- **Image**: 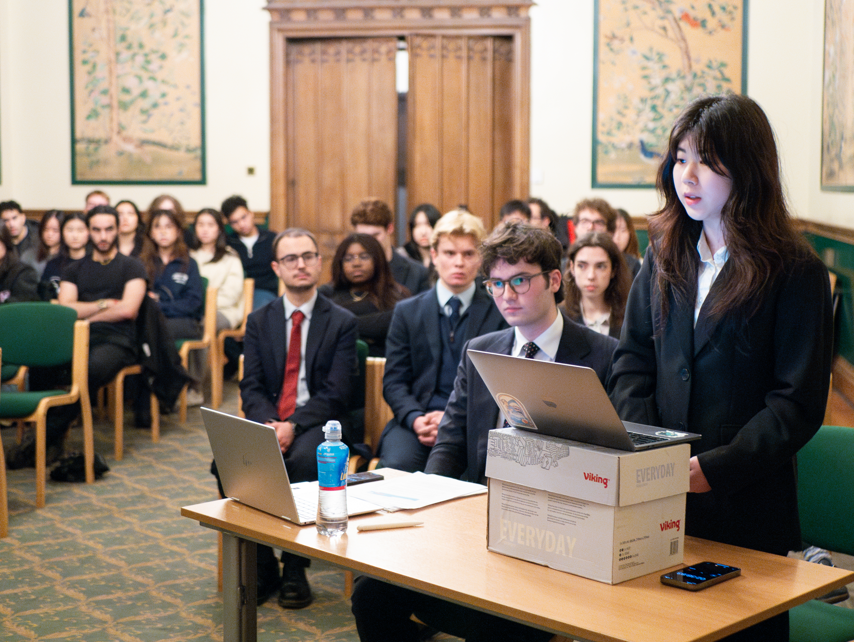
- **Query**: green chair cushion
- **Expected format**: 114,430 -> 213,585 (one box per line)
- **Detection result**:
790,599 -> 854,642
1,364 -> 21,382
0,302 -> 77,367
0,390 -> 68,419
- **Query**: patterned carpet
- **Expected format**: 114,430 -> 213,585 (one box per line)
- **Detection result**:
0,381 -> 394,642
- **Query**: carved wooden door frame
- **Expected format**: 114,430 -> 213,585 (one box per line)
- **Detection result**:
265,1 -> 532,232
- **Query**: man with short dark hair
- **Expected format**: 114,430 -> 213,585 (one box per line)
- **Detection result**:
222,195 -> 278,309
351,198 -> 430,295
351,222 -> 617,642
236,228 -> 358,610
6,205 -> 147,469
573,197 -> 640,277
0,200 -> 39,268
498,199 -> 531,226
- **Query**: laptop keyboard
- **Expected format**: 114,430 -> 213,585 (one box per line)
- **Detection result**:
293,493 -> 317,522
628,431 -> 668,446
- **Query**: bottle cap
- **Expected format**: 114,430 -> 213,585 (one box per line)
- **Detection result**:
323,420 -> 342,439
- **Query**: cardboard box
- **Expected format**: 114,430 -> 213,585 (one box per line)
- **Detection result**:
485,428 -> 689,584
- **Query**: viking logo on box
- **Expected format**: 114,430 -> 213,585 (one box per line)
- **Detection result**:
660,519 -> 681,532
583,472 -> 609,489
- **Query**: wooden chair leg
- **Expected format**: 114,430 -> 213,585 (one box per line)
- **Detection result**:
111,377 -> 125,461
211,338 -> 224,410
151,393 -> 160,442
217,532 -> 223,592
80,394 -> 94,485
344,570 -> 354,598
35,416 -> 47,509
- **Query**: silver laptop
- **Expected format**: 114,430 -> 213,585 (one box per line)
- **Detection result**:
467,350 -> 700,451
201,407 -> 382,525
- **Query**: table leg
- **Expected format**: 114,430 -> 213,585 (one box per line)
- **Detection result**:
222,532 -> 257,642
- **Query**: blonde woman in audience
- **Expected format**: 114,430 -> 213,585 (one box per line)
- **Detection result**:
190,207 -> 245,334
564,232 -> 631,339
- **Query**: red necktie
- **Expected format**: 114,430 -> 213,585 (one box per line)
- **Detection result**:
277,310 -> 304,420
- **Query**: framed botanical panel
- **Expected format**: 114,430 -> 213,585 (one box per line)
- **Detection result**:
593,0 -> 747,188
69,0 -> 205,184
821,0 -> 854,191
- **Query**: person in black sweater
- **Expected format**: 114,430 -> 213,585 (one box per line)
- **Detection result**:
222,195 -> 278,310
320,233 -> 409,357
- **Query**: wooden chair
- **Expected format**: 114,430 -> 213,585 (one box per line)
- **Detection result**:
210,278 -> 254,409
348,356 -> 393,474
0,348 -> 7,538
0,303 -> 94,508
175,284 -> 218,423
101,364 -> 160,461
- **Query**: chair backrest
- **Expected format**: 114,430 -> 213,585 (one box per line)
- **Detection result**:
0,302 -> 78,367
797,425 -> 854,555
351,339 -> 369,411
201,285 -> 218,343
239,278 -> 254,329
364,357 -> 393,452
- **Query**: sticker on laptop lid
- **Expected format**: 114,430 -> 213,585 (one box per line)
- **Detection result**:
497,393 -> 537,430
655,430 -> 687,438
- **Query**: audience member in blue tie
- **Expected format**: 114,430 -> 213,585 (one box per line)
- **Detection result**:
351,222 -> 617,642
377,209 -> 507,472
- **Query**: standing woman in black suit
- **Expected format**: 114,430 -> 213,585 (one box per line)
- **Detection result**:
608,94 -> 832,642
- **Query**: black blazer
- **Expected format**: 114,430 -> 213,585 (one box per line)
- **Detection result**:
425,311 -> 617,484
608,246 -> 832,554
389,251 -> 431,295
383,285 -> 507,429
240,293 -> 358,434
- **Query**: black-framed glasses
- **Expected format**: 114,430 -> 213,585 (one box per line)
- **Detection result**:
342,253 -> 371,264
276,251 -> 319,269
484,271 -> 550,297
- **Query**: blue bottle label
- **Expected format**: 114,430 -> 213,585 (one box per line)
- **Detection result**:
317,441 -> 349,490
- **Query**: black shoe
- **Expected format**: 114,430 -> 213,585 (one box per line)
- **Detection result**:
804,546 -> 851,604
5,435 -> 63,470
278,563 -> 313,609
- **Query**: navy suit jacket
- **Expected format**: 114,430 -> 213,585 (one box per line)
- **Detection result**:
608,245 -> 832,554
383,284 -> 507,430
425,311 -> 618,483
389,251 -> 431,295
240,293 -> 358,434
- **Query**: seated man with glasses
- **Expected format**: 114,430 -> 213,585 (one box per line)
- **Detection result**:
377,209 -> 507,473
351,222 -> 617,642
219,228 -> 358,610
573,197 -> 641,278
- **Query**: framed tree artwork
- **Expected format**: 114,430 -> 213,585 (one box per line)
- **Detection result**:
593,0 -> 747,188
821,0 -> 854,191
69,0 -> 205,184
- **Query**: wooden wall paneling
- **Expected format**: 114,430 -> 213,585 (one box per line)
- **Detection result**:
441,36 -> 468,213
363,39 -> 398,205
492,36 -> 515,227
270,31 -> 287,232
408,34 -> 442,212
318,38 -> 347,254
467,36 -> 496,223
287,40 -> 321,228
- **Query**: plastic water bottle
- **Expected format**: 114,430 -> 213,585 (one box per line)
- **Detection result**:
316,420 -> 349,536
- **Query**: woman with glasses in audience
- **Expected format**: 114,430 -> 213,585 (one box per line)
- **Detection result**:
190,207 -> 245,335
39,212 -> 89,301
321,233 -> 409,357
116,200 -> 151,258
564,232 -> 631,339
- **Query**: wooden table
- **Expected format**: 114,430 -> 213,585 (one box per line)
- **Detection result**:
182,494 -> 853,642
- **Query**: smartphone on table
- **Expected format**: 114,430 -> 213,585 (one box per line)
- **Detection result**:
346,471 -> 384,486
660,562 -> 741,591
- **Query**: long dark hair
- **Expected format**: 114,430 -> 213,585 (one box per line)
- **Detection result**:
330,233 -> 406,310
37,210 -> 64,262
141,209 -> 190,281
191,208 -> 229,263
115,199 -> 150,256
58,211 -> 89,258
564,232 -> 631,331
649,93 -> 811,325
0,226 -> 18,277
615,208 -> 641,259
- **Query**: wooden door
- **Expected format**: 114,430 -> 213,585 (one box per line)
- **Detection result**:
285,37 -> 398,280
407,35 -> 516,228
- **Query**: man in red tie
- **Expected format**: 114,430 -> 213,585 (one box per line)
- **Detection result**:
238,228 -> 358,610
